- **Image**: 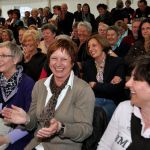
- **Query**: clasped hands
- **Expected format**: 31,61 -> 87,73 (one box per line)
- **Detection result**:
89,76 -> 122,88
1,105 -> 61,139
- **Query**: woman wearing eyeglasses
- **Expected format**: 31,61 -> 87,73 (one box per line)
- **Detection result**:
21,30 -> 46,81
0,41 -> 35,150
1,39 -> 95,150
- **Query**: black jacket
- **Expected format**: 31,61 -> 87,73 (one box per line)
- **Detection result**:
21,48 -> 46,81
83,55 -> 126,104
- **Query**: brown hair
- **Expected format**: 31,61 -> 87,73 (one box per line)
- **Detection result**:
47,38 -> 77,64
87,34 -> 111,54
133,55 -> 150,85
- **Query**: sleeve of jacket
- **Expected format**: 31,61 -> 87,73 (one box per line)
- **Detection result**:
84,58 -> 125,98
60,79 -> 95,142
24,80 -> 41,131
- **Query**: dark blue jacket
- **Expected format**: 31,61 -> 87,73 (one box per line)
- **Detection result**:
0,73 -> 35,150
83,55 -> 125,104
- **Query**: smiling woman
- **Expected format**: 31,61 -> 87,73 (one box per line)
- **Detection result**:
0,41 -> 35,150
21,29 -> 46,81
2,38 -> 95,150
97,55 -> 150,150
83,34 -> 125,120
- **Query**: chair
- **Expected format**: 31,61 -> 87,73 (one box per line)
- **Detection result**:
82,106 -> 108,150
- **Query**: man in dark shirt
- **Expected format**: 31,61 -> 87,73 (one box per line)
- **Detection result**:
124,0 -> 135,24
96,3 -> 112,26
74,3 -> 82,22
134,0 -> 150,19
57,3 -> 74,35
0,8 -> 5,26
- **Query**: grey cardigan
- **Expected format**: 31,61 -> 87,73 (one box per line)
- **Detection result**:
24,76 -> 95,150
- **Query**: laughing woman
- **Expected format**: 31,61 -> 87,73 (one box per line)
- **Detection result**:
83,34 -> 125,120
97,55 -> 150,150
2,39 -> 95,150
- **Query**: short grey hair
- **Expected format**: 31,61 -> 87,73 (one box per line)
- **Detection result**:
0,41 -> 23,63
77,21 -> 92,34
55,34 -> 71,40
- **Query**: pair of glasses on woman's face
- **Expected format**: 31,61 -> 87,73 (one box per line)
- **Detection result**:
0,54 -> 14,59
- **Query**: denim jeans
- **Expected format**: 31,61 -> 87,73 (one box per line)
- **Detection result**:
95,98 -> 116,121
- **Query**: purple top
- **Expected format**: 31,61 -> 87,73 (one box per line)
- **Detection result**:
0,73 -> 35,148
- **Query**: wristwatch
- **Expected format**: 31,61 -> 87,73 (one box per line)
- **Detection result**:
58,123 -> 65,135
108,50 -> 113,55
25,115 -> 30,125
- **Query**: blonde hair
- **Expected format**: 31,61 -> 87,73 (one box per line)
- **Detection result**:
22,29 -> 41,43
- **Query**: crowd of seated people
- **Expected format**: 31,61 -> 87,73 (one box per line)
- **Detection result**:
0,0 -> 149,149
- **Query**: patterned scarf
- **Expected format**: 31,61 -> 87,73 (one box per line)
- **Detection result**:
95,55 -> 106,83
82,13 -> 91,22
0,65 -> 23,102
39,75 -> 70,127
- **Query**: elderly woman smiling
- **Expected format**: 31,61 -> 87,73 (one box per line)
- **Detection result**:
0,41 -> 35,150
2,38 -> 95,150
21,30 -> 46,81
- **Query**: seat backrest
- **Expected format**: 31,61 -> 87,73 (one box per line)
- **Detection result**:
82,106 -> 108,150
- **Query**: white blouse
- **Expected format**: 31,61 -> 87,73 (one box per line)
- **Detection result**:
97,101 -> 150,150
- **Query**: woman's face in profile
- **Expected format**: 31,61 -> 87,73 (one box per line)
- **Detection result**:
49,48 -> 72,82
126,71 -> 150,107
88,38 -> 104,60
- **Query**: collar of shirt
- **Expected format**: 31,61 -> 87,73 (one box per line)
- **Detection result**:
133,106 -> 150,138
44,70 -> 74,109
112,30 -> 128,51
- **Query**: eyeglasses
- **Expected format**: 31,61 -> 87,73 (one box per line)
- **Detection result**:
0,54 -> 14,59
22,45 -> 34,48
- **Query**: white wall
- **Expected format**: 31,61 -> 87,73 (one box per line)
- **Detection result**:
0,0 -> 49,18
0,0 -> 150,19
51,0 -> 107,18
